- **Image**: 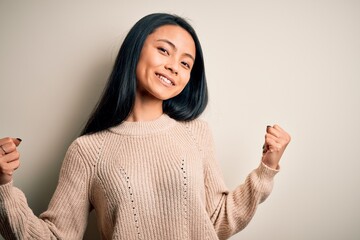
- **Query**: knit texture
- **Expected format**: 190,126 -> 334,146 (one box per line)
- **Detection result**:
0,114 -> 278,239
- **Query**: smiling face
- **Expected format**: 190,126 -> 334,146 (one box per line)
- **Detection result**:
135,25 -> 196,102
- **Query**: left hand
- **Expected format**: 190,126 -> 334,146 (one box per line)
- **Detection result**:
261,125 -> 291,169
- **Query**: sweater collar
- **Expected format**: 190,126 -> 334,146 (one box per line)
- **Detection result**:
108,114 -> 177,136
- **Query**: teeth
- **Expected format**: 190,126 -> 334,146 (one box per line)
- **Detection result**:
157,74 -> 174,86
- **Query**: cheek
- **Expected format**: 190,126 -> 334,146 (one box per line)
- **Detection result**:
180,72 -> 191,87
136,57 -> 151,82
174,74 -> 191,95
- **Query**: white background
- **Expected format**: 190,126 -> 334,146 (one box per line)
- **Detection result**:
1,0 -> 359,239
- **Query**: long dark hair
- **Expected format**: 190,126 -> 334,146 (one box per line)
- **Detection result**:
81,13 -> 208,135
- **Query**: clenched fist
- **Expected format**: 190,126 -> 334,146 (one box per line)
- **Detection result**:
0,137 -> 22,185
262,125 -> 291,169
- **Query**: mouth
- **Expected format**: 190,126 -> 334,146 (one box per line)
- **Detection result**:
156,73 -> 175,86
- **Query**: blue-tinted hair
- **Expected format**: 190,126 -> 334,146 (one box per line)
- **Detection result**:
81,13 -> 208,135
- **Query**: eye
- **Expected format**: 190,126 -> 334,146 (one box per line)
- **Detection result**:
158,47 -> 169,55
181,61 -> 191,69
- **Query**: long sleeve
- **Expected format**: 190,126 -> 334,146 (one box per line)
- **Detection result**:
0,141 -> 91,239
186,120 -> 279,240
1,115 -> 280,240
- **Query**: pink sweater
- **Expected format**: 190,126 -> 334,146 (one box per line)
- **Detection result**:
0,114 -> 278,239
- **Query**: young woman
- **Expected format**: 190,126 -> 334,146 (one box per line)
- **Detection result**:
0,13 -> 290,239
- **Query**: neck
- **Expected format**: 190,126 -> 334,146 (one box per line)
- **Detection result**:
126,93 -> 163,122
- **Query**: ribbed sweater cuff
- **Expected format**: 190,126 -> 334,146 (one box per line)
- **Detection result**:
0,181 -> 14,201
257,162 -> 279,181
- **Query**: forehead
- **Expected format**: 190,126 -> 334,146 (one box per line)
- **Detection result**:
146,25 -> 196,56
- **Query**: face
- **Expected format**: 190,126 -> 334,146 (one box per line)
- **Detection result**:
136,25 -> 196,101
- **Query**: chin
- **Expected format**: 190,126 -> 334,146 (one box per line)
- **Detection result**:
156,95 -> 175,101
153,90 -> 181,101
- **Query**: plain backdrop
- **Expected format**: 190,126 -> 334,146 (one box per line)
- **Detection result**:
1,0 -> 359,239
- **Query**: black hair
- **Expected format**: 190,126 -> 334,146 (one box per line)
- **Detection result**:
81,13 -> 208,135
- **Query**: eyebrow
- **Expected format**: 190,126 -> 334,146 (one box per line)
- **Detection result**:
156,39 -> 195,62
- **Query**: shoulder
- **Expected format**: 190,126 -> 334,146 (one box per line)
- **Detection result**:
180,118 -> 211,133
178,118 -> 213,147
76,130 -> 106,148
66,130 -> 108,165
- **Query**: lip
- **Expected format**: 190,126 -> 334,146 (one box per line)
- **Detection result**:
155,72 -> 175,86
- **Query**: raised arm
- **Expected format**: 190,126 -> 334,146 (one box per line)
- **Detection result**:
187,121 -> 290,240
0,139 -> 91,239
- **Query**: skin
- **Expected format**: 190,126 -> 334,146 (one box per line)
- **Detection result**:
0,25 -> 291,185
127,25 -> 196,122
0,138 -> 21,185
262,125 -> 291,169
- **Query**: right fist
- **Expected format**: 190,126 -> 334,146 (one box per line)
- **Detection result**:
0,137 -> 22,185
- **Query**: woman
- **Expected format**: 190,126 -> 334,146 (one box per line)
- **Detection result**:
0,13 -> 290,239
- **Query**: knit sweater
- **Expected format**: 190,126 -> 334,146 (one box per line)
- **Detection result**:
0,114 -> 278,240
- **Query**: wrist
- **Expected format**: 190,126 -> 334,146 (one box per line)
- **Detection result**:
261,160 -> 279,170
0,176 -> 12,185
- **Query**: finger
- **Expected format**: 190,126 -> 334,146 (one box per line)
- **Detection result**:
0,141 -> 19,155
0,137 -> 22,146
272,125 -> 291,144
13,138 -> 22,147
1,151 -> 20,164
265,135 -> 282,152
265,133 -> 281,144
0,160 -> 20,176
265,126 -> 275,150
0,146 -> 6,156
266,125 -> 281,138
0,137 -> 13,145
273,124 -> 285,132
263,133 -> 277,154
266,132 -> 288,147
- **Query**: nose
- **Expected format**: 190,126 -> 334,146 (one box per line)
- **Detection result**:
164,62 -> 178,76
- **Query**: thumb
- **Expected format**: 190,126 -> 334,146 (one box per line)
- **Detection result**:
12,138 -> 22,147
